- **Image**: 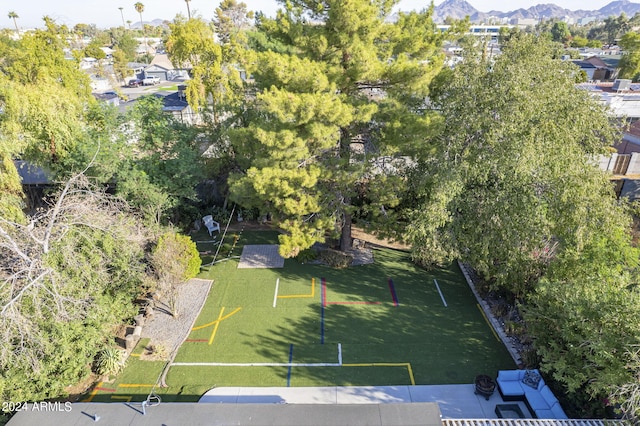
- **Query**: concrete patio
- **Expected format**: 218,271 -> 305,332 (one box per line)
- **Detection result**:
199,384 -> 532,419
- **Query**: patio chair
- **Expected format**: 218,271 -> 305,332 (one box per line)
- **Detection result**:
202,215 -> 220,236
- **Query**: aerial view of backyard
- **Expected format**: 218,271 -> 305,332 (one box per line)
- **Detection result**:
4,0 -> 640,423
85,229 -> 515,403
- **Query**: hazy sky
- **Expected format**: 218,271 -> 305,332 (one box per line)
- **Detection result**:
2,1 -> 620,30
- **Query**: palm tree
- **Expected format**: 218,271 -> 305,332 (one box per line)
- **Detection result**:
185,0 -> 192,19
134,2 -> 147,54
8,11 -> 19,33
134,2 -> 144,28
118,7 -> 126,28
126,20 -> 132,30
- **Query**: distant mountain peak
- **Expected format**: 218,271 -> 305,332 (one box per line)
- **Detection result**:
432,0 -> 640,23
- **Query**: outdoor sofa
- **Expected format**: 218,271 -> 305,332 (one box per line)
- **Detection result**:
496,369 -> 568,419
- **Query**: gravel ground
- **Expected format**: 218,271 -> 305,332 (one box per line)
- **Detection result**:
141,278 -> 213,354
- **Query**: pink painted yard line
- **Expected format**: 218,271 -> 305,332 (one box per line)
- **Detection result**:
322,278 -> 327,307
327,301 -> 382,305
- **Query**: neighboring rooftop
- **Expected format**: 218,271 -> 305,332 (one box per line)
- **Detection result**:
7,401 -> 443,426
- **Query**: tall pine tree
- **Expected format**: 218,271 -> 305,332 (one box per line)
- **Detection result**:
230,0 -> 443,256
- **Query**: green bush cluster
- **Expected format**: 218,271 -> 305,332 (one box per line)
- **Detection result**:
318,249 -> 353,269
295,248 -> 318,263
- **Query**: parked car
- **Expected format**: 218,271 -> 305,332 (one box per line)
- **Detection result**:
143,76 -> 160,86
127,79 -> 142,87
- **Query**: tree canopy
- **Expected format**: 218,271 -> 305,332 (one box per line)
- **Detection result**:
228,0 -> 444,257
408,32 -> 620,295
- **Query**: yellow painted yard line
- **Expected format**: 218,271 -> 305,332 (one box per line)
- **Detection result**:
130,353 -> 141,357
209,307 -> 225,345
111,396 -> 132,402
406,363 -> 416,386
278,278 -> 315,299
477,304 -> 501,342
191,307 -> 241,331
82,381 -> 102,402
118,384 -> 156,388
342,363 -> 415,386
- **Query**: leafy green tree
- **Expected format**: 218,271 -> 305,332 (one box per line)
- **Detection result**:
619,32 -> 640,81
111,27 -> 138,58
550,21 -> 571,44
150,232 -> 201,317
0,175 -> 150,403
569,35 -> 589,48
165,16 -> 242,123
0,153 -> 25,223
408,32 -> 618,295
214,0 -> 254,46
0,25 -> 93,166
73,23 -> 98,38
229,0 -> 444,257
119,96 -> 204,225
83,39 -> 106,60
589,13 -> 630,44
613,348 -> 640,422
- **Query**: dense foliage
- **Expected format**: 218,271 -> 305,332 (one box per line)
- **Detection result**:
408,32 -> 640,417
228,0 -> 444,257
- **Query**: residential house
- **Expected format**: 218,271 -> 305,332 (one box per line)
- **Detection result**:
154,85 -> 201,125
572,59 -> 597,80
617,120 -> 640,154
14,160 -> 51,208
583,56 -> 618,81
93,92 -> 120,107
620,179 -> 640,201
577,81 -> 640,119
144,54 -> 190,81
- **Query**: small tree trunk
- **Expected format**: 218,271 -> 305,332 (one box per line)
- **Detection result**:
340,208 -> 352,252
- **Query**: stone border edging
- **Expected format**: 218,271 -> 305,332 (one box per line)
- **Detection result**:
457,260 -> 523,366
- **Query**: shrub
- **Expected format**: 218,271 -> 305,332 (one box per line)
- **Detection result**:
318,249 -> 353,268
153,232 -> 201,282
295,249 -> 318,263
94,347 -> 127,376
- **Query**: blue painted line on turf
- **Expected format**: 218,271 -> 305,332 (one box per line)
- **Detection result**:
320,278 -> 325,344
388,278 -> 399,307
287,344 -> 294,387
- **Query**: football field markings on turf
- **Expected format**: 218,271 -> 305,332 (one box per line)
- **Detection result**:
320,278 -> 326,344
434,279 -> 447,307
477,304 -> 501,342
172,343 -> 343,368
286,344 -> 294,387
388,278 -> 399,307
273,278 -> 280,307
277,278 -> 315,299
190,307 -> 242,331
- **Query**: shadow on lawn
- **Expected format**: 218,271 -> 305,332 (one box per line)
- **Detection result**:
244,246 -> 515,386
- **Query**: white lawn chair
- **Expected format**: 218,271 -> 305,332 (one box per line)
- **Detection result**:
202,215 -> 220,236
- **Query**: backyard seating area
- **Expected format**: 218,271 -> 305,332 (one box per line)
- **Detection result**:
496,369 -> 568,419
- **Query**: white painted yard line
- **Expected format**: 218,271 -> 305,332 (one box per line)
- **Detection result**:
273,278 -> 280,308
172,362 -> 342,367
434,279 -> 448,307
173,344 -> 343,368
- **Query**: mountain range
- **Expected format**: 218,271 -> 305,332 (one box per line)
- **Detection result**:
433,0 -> 640,23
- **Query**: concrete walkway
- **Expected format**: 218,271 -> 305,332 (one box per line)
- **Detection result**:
199,385 -> 532,419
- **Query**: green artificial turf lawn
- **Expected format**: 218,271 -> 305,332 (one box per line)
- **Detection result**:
93,230 -> 516,402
